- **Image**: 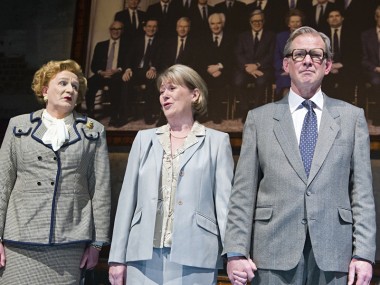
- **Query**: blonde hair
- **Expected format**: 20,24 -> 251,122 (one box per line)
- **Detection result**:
31,59 -> 87,105
157,64 -> 208,118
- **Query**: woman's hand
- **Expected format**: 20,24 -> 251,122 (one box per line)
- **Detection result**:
79,246 -> 100,270
0,242 -> 6,267
109,263 -> 127,285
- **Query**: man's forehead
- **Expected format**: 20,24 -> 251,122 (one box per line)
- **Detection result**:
292,34 -> 323,46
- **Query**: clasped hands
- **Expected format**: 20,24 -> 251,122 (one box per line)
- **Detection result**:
245,64 -> 264,78
227,256 -> 257,285
207,64 -> 222,78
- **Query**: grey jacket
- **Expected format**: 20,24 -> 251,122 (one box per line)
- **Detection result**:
0,109 -> 111,245
223,95 -> 376,272
109,126 -> 234,269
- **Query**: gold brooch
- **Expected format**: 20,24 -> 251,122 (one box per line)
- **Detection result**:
86,121 -> 94,129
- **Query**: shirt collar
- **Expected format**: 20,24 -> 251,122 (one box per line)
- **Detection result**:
156,121 -> 205,136
213,32 -> 223,39
288,88 -> 324,114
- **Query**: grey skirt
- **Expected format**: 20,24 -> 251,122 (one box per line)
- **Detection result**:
127,247 -> 218,285
0,242 -> 86,285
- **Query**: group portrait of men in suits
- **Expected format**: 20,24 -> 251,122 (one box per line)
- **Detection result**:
86,0 -> 380,127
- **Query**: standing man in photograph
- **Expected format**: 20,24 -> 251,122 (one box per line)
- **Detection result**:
224,26 -> 376,285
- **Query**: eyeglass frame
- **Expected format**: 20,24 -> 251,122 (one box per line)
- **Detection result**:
285,48 -> 327,64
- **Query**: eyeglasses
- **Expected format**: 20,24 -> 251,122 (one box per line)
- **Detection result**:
110,27 -> 123,31
285,48 -> 326,64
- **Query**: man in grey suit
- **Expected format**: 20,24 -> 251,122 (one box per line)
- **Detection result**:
223,26 -> 376,285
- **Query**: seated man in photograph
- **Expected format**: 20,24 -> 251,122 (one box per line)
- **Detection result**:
161,17 -> 197,69
198,13 -> 234,123
361,5 -> 380,125
234,9 -> 275,122
122,19 -> 162,125
86,21 -> 126,126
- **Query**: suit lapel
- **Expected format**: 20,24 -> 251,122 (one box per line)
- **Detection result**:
152,133 -> 164,180
30,110 -> 47,143
273,97 -> 308,184
179,136 -> 205,170
308,95 -> 340,184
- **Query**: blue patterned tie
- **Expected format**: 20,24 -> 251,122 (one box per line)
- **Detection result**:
299,100 -> 318,177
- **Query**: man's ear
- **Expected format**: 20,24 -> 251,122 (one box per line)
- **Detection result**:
324,59 -> 333,75
283,58 -> 289,73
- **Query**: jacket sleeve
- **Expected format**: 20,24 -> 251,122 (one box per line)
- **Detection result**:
108,131 -> 143,264
214,133 -> 234,245
0,118 -> 18,237
350,109 -> 376,262
222,111 -> 260,257
88,125 -> 111,244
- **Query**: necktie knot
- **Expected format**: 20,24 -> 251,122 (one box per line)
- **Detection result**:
302,100 -> 315,112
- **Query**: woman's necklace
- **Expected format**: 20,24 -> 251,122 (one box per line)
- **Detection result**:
170,131 -> 188,139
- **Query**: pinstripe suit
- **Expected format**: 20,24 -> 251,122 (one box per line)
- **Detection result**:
0,109 -> 111,245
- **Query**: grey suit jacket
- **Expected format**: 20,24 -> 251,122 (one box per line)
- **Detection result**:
223,95 -> 376,272
0,109 -> 111,245
109,125 -> 233,269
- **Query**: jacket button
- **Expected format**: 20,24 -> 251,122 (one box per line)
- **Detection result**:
301,219 -> 307,225
37,182 -> 41,186
51,181 -> 55,186
53,157 -> 57,161
178,200 -> 183,205
38,156 -> 42,161
306,191 -> 311,196
179,170 -> 184,176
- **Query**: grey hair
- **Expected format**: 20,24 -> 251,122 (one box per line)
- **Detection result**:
157,64 -> 208,118
208,13 -> 226,25
283,26 -> 333,61
249,9 -> 265,21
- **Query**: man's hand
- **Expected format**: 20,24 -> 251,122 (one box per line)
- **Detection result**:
245,64 -> 259,74
146,68 -> 157,79
122,69 -> 133,82
227,256 -> 257,284
109,263 -> 127,285
250,70 -> 264,78
348,258 -> 373,285
0,242 -> 6,267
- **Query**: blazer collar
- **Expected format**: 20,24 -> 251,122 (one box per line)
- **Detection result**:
154,122 -> 206,171
30,109 -> 88,150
